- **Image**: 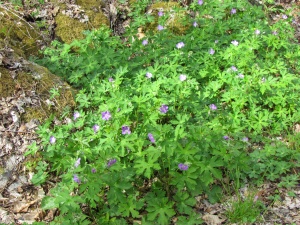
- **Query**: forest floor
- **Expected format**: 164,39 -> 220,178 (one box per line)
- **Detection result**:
0,0 -> 300,224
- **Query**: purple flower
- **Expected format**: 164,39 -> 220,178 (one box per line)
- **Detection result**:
209,48 -> 215,55
176,42 -> 185,49
179,74 -> 187,81
74,158 -> 81,168
231,66 -> 238,71
107,159 -> 117,167
282,14 -> 288,19
223,135 -> 229,140
159,104 -> 168,114
193,21 -> 198,27
272,30 -> 278,35
93,124 -> 100,133
49,136 -> 56,144
73,174 -> 80,183
102,111 -> 111,120
231,40 -> 239,46
73,112 -> 80,120
198,0 -> 203,5
209,104 -> 217,110
255,29 -> 260,35
142,39 -> 148,46
108,77 -> 114,82
122,125 -> 131,135
157,25 -> 164,31
231,8 -> 237,14
178,163 -> 189,171
91,168 -> 96,173
242,137 -> 249,142
148,133 -> 155,143
158,11 -> 164,17
237,73 -> 244,79
146,72 -> 153,78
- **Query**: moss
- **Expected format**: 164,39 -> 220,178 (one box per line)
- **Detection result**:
0,166 -> 4,175
0,7 -> 43,58
0,62 -> 76,123
55,8 -> 108,44
21,63 -> 76,123
55,14 -> 87,44
0,67 -> 15,97
76,0 -> 105,9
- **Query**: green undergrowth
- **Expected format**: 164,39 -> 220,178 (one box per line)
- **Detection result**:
29,0 -> 300,224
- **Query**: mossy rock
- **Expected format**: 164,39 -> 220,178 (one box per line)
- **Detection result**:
22,62 -> 77,122
0,6 -> 44,58
55,2 -> 108,44
146,2 -> 190,35
0,62 -> 76,122
76,0 -> 105,9
0,67 -> 15,97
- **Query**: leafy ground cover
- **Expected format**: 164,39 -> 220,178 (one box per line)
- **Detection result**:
21,0 -> 300,224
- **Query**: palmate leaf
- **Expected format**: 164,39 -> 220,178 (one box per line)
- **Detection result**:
146,197 -> 175,225
134,150 -> 161,179
117,194 -> 144,218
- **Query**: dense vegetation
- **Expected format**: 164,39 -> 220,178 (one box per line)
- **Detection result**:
27,0 -> 300,224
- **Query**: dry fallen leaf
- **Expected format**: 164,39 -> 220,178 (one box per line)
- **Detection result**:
202,214 -> 226,225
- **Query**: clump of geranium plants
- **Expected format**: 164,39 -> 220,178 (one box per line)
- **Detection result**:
28,0 -> 300,224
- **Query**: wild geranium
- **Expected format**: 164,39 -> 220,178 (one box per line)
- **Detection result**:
32,2 -> 300,224
160,104 -> 169,114
231,40 -> 239,46
148,133 -> 155,143
209,104 -> 217,110
179,74 -> 187,81
146,72 -> 153,78
237,73 -> 244,78
242,137 -> 249,142
255,29 -> 260,35
122,125 -> 131,135
73,175 -> 80,183
223,136 -> 230,140
49,136 -> 56,144
73,112 -> 80,120
102,111 -> 111,120
178,163 -> 189,171
231,8 -> 237,14
142,39 -> 148,46
282,14 -> 288,19
107,159 -> 117,167
93,124 -> 100,133
176,42 -> 185,49
231,66 -> 238,71
157,25 -> 164,31
74,158 -> 81,168
158,11 -> 163,17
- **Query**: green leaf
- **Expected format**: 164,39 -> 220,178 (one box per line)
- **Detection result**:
41,196 -> 58,209
146,197 -> 175,225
